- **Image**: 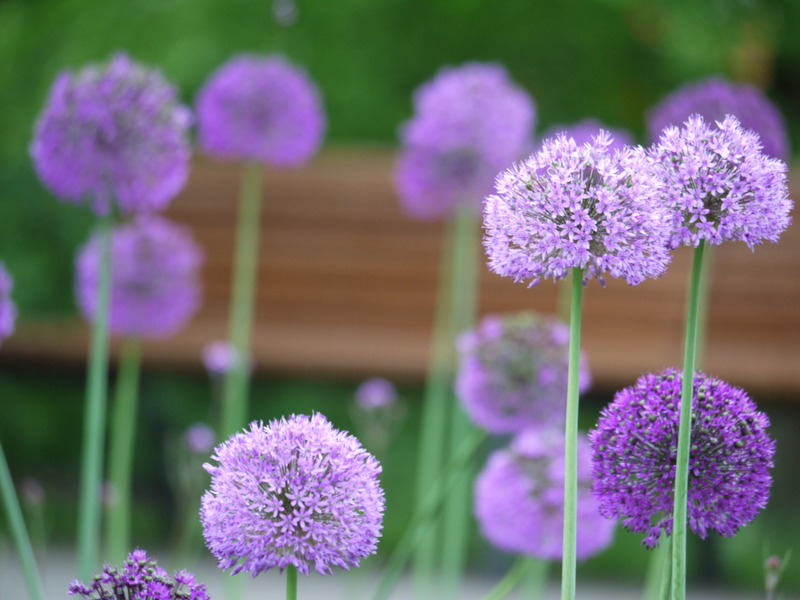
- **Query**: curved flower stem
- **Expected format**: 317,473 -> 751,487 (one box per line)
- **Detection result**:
104,336 -> 142,564
561,267 -> 583,600
480,557 -> 547,600
671,240 -> 705,600
0,440 -> 45,600
77,213 -> 113,580
220,161 -> 264,438
286,565 -> 298,600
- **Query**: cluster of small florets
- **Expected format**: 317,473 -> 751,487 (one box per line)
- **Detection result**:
0,262 -> 16,347
201,413 -> 385,576
31,53 -> 191,215
589,369 -> 775,548
455,312 -> 590,434
537,119 -> 633,153
68,549 -> 209,600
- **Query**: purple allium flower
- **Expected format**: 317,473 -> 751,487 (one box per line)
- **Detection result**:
354,377 -> 398,411
474,428 -> 614,561
184,423 -> 216,455
650,114 -> 792,250
647,77 -> 789,160
395,63 -> 535,220
196,55 -> 325,166
76,216 -> 203,338
202,340 -> 253,377
68,548 -> 209,600
484,131 -> 671,286
201,413 -> 385,576
31,53 -> 191,215
537,119 -> 634,153
0,262 -> 17,347
589,368 -> 775,548
455,312 -> 590,434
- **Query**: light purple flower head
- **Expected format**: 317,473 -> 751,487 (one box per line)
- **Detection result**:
184,423 -> 217,455
202,340 -> 253,377
31,53 -> 192,215
537,119 -> 634,153
354,377 -> 398,411
76,216 -> 203,338
474,428 -> 614,561
650,114 -> 792,250
201,413 -> 385,576
0,262 -> 17,347
484,131 -> 672,286
455,312 -> 590,434
647,77 -> 789,160
395,62 -> 535,220
589,368 -> 775,548
68,548 -> 209,600
196,54 -> 325,166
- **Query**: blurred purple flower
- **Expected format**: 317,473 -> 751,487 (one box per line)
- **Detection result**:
354,377 -> 398,411
21,477 -> 44,507
537,118 -> 634,152
202,340 -> 253,377
0,262 -> 17,347
196,54 -> 325,166
184,423 -> 216,455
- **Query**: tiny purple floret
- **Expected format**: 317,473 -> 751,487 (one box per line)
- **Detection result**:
354,377 -> 398,411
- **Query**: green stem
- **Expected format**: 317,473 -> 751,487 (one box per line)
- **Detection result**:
220,162 -> 264,438
641,541 -> 667,600
561,267 -> 583,600
694,246 -> 713,371
0,441 -> 45,600
658,537 -> 673,600
671,241 -> 705,600
286,565 -> 298,600
480,558 -> 547,600
77,213 -> 113,580
104,337 -> 142,564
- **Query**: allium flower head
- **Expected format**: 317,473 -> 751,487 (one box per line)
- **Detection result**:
31,53 -> 191,215
76,216 -> 203,338
185,423 -> 216,455
0,262 -> 17,347
455,312 -> 590,434
537,119 -> 634,153
474,428 -> 614,561
484,132 -> 671,286
650,114 -> 791,250
201,413 -> 385,576
68,548 -> 209,600
647,77 -> 789,160
589,368 -> 775,548
395,62 -> 535,219
354,377 -> 398,411
196,55 -> 325,166
202,340 -> 253,377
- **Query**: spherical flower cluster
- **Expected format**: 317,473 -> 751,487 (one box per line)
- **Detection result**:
484,131 -> 671,286
474,428 -> 614,561
647,77 -> 789,160
354,377 -> 398,411
455,312 -> 590,434
0,262 -> 17,347
650,114 -> 791,250
201,413 -> 385,576
537,119 -> 633,153
395,62 -> 535,219
31,53 -> 191,215
202,340 -> 253,377
69,548 -> 209,600
589,368 -> 774,548
196,54 -> 325,166
76,217 -> 203,338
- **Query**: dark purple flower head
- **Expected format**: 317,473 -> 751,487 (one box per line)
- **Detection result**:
201,413 -> 385,576
196,55 -> 325,166
354,377 -> 398,411
474,428 -> 614,561
537,119 -> 634,153
484,132 -> 671,286
0,262 -> 17,347
31,53 -> 191,215
76,216 -> 203,338
202,340 -> 253,377
650,114 -> 791,250
647,77 -> 789,160
395,62 -> 535,220
68,548 -> 209,600
589,368 -> 774,548
455,312 -> 590,434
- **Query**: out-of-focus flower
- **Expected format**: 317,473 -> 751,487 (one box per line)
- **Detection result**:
202,340 -> 253,377
537,119 -> 633,153
21,478 -> 44,507
196,55 -> 325,166
31,53 -> 191,215
589,368 -> 774,548
76,216 -> 203,338
0,262 -> 17,347
354,378 -> 398,411
201,414 -> 385,576
184,423 -> 216,455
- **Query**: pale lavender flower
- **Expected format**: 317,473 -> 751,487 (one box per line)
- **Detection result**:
184,423 -> 216,455
650,114 -> 792,250
202,340 -> 253,377
196,55 -> 325,166
0,262 -> 17,347
647,77 -> 789,160
76,216 -> 202,338
201,413 -> 385,576
31,53 -> 191,215
474,428 -> 614,561
484,131 -> 671,286
21,478 -> 44,507
589,368 -> 775,548
395,63 -> 535,220
537,119 -> 634,153
354,378 -> 398,411
456,312 -> 590,434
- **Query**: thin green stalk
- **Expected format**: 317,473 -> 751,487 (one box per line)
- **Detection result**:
671,241 -> 705,600
522,559 -> 549,600
0,441 -> 45,600
77,213 -> 113,580
561,267 -> 583,600
286,565 -> 298,600
220,162 -> 264,438
694,246 -> 714,370
641,541 -> 667,600
105,337 -> 142,564
658,537 -> 673,600
480,558 -> 547,600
